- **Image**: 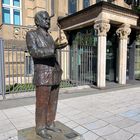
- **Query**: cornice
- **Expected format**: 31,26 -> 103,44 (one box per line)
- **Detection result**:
58,1 -> 139,30
102,7 -> 138,20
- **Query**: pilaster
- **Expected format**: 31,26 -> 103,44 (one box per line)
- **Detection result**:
78,0 -> 83,11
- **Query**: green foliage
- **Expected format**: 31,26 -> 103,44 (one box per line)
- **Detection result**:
6,83 -> 35,93
6,80 -> 75,93
133,6 -> 140,13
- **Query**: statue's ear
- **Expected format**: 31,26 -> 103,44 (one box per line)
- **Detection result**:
35,18 -> 40,26
35,17 -> 41,26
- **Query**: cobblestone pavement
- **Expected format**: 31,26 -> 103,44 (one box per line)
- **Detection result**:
0,87 -> 140,140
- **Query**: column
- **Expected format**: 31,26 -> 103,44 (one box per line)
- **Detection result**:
94,20 -> 110,88
116,24 -> 131,84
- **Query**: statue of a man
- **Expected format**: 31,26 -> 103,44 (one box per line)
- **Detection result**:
26,11 -> 67,139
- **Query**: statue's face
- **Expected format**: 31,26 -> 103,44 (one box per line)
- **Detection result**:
39,12 -> 50,30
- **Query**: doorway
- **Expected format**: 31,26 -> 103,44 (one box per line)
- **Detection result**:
69,27 -> 98,85
106,28 -> 118,82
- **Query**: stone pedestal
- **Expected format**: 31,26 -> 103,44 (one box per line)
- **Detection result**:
18,121 -> 84,140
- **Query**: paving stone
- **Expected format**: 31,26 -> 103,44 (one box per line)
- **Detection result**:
74,126 -> 88,135
136,134 -> 140,137
57,107 -> 75,115
3,107 -> 32,119
0,111 -> 8,121
112,118 -> 137,128
14,121 -> 35,130
96,137 -> 105,140
65,121 -> 79,129
0,95 -> 3,100
83,120 -> 108,130
0,120 -> 15,133
24,105 -> 35,110
24,105 -> 35,114
62,110 -> 82,117
93,111 -> 114,119
91,124 -> 119,136
130,135 -> 140,140
119,110 -> 139,118
102,115 -> 124,123
8,136 -> 18,140
0,129 -> 17,140
0,134 -> 7,140
9,115 -> 35,130
74,116 -> 98,125
124,123 -> 140,134
58,117 -> 71,123
67,112 -> 91,120
104,129 -> 133,140
132,108 -> 140,113
110,107 -> 130,114
83,131 -> 99,140
9,115 -> 35,124
130,114 -> 140,122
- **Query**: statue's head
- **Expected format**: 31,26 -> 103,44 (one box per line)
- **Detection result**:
34,11 -> 50,30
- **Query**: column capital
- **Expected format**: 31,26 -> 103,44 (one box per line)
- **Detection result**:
116,24 -> 131,39
94,20 -> 110,36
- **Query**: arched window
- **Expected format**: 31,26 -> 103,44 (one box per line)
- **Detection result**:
68,0 -> 77,14
83,0 -> 90,8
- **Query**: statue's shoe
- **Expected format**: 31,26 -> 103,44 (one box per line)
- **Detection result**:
36,129 -> 52,139
46,123 -> 62,132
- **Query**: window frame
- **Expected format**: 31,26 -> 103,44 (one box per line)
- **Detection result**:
83,0 -> 90,9
68,0 -> 77,15
2,0 -> 22,25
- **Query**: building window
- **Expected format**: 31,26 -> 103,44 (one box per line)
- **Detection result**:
83,0 -> 90,8
2,0 -> 21,25
25,56 -> 34,76
68,0 -> 77,14
2,8 -> 10,24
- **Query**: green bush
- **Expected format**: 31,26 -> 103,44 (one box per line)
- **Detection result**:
6,80 -> 75,93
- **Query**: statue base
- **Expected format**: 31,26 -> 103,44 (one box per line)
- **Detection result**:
18,121 -> 85,140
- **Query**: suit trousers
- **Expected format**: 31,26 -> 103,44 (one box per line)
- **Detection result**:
35,85 -> 59,131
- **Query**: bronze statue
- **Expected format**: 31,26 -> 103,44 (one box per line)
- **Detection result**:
26,11 -> 67,139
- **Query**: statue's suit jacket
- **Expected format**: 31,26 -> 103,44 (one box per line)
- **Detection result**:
26,28 -> 62,86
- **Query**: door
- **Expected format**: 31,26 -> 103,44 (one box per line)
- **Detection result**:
106,41 -> 116,82
106,35 -> 117,82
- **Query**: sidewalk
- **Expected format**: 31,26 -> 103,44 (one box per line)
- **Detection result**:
0,86 -> 140,140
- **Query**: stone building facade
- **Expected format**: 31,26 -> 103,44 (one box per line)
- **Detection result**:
0,0 -> 95,40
